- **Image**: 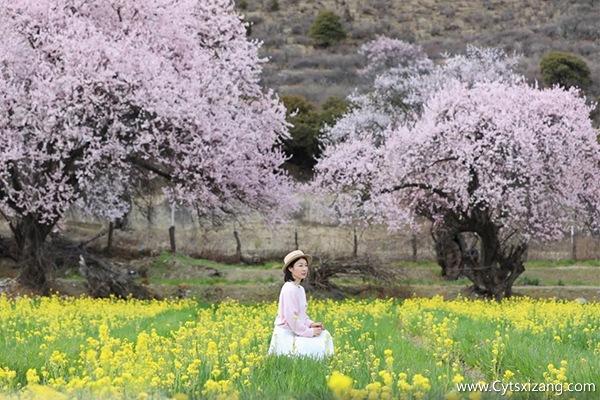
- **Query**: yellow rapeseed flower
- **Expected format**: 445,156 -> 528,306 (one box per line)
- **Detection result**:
25,369 -> 40,385
444,390 -> 461,400
328,371 -> 353,398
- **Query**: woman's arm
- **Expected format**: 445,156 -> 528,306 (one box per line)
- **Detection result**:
281,287 -> 314,337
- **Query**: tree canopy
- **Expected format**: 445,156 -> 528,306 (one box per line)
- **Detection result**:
314,37 -> 600,299
0,0 -> 293,290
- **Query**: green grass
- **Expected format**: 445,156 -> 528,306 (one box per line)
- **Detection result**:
146,277 -> 275,285
152,251 -> 278,270
524,259 -> 600,268
451,314 -> 600,385
401,278 -> 472,285
153,253 -> 600,272
1,297 -> 599,399
388,259 -> 600,270
387,260 -> 440,269
516,276 -> 541,286
51,253 -> 600,303
252,356 -> 331,400
151,251 -> 234,270
146,277 -> 228,285
109,306 -> 199,340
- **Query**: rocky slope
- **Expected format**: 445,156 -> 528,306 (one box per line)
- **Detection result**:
240,0 -> 599,103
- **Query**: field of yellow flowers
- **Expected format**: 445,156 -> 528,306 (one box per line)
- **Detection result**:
0,294 -> 598,399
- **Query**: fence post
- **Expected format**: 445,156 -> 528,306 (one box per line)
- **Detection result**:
411,233 -> 418,262
353,226 -> 358,258
294,226 -> 299,250
107,221 -> 114,254
571,226 -> 577,261
169,204 -> 176,253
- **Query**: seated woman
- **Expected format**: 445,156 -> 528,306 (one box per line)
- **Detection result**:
268,250 -> 334,359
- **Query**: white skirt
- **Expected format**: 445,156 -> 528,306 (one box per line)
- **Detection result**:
268,325 -> 334,359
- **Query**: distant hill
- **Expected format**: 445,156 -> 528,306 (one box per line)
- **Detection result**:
240,0 -> 599,104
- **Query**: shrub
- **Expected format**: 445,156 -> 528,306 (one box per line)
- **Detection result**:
308,11 -> 347,48
518,276 -> 540,286
237,0 -> 248,10
280,95 -> 321,180
268,0 -> 279,12
540,51 -> 592,89
290,24 -> 303,35
320,96 -> 351,127
280,95 -> 351,180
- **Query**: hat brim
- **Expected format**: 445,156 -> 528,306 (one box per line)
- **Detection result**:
282,254 -> 313,272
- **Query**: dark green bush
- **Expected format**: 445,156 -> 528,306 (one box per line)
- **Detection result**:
268,0 -> 279,12
237,0 -> 248,10
280,95 -> 350,180
308,11 -> 347,48
540,51 -> 592,90
518,276 -> 540,286
320,96 -> 351,127
281,95 -> 320,181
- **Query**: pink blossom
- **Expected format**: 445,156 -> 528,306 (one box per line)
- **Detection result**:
0,0 -> 294,229
316,38 -> 600,246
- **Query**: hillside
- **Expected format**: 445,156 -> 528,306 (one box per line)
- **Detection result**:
240,0 -> 599,103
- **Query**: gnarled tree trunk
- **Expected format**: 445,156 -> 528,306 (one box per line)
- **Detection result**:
432,214 -> 526,301
13,216 -> 55,294
78,254 -> 155,300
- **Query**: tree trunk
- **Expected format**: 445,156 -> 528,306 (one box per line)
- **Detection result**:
432,229 -> 461,279
411,233 -> 418,262
78,254 -> 155,300
233,229 -> 242,264
16,216 -> 54,294
432,217 -> 526,301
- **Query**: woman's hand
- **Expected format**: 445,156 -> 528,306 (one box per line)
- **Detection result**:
310,322 -> 324,336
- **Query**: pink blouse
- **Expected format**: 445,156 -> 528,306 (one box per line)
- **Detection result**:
274,281 -> 315,337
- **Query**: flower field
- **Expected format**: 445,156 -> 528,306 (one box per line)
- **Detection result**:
0,295 -> 598,399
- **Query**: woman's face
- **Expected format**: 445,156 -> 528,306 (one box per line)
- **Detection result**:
289,258 -> 309,282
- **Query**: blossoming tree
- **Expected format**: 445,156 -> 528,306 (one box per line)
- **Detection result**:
0,0 -> 293,291
316,38 -> 600,299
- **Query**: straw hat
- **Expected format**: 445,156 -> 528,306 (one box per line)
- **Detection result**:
282,250 -> 313,272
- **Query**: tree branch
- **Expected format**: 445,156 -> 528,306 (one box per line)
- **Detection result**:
130,157 -> 173,181
382,182 -> 451,200
430,156 -> 459,167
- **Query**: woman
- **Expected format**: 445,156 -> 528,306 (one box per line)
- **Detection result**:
268,250 -> 334,359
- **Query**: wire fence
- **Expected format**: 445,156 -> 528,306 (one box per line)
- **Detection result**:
99,198 -> 600,264
2,198 -> 598,265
